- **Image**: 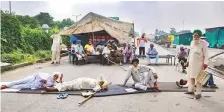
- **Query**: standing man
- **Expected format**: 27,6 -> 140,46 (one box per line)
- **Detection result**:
185,29 -> 208,99
51,31 -> 62,64
137,33 -> 147,57
119,59 -> 159,90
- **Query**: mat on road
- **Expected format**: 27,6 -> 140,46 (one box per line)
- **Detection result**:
1,82 -> 216,97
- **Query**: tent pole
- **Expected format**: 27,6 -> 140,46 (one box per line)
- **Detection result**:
132,22 -> 136,59
91,21 -> 95,42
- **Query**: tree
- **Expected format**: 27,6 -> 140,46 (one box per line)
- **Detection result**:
170,28 -> 176,35
155,29 -> 159,35
55,18 -> 75,29
34,12 -> 54,26
1,11 -> 22,53
16,15 -> 40,28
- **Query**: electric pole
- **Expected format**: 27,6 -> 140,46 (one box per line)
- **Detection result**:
72,14 -> 82,26
9,1 -> 11,14
183,20 -> 185,30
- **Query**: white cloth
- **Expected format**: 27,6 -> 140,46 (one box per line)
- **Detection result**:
51,34 -> 62,51
102,47 -> 111,57
187,39 -> 208,95
187,39 -> 208,79
123,65 -> 156,90
139,39 -> 146,47
6,72 -> 54,89
76,54 -> 86,60
54,78 -> 102,92
52,51 -> 60,62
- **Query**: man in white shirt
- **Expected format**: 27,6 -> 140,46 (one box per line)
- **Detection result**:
43,75 -> 109,92
1,72 -> 63,89
102,44 -> 112,65
51,32 -> 62,64
119,59 -> 159,90
137,33 -> 147,57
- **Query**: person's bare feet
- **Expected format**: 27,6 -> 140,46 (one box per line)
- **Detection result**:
1,85 -> 8,89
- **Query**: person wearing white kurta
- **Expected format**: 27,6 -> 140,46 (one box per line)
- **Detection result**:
51,33 -> 62,64
120,59 -> 159,90
0,72 -> 62,89
43,75 -> 109,92
186,30 -> 208,99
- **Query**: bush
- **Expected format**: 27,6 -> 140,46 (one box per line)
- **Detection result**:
34,50 -> 51,59
1,50 -> 51,64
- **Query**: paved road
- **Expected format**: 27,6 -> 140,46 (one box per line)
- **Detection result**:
1,43 -> 224,112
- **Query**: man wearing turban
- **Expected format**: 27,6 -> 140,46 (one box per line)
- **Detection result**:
185,29 -> 208,99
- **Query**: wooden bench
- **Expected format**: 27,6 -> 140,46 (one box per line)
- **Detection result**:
136,55 -> 175,65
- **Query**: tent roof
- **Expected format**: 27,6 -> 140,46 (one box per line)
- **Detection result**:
59,12 -> 133,44
205,26 -> 224,30
175,30 -> 192,35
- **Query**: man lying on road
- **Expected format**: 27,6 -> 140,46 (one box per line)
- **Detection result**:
119,59 -> 159,91
43,75 -> 110,92
1,72 -> 63,90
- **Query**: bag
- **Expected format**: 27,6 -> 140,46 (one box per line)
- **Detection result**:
196,69 -> 211,85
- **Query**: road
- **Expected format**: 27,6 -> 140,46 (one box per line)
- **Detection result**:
1,42 -> 224,112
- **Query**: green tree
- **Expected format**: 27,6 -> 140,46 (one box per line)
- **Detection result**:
170,28 -> 176,35
16,15 -> 40,28
34,12 -> 54,26
55,18 -> 75,29
1,10 -> 22,53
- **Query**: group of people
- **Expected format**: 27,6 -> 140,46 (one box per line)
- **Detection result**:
137,33 -> 159,65
13,30 -> 216,100
68,39 -> 135,65
1,59 -> 159,92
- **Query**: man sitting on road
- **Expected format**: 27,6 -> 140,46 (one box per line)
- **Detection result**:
119,59 -> 159,91
43,75 -> 110,92
146,44 -> 159,65
1,72 -> 63,90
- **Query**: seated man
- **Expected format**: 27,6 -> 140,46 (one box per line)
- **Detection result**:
43,75 -> 110,92
119,59 -> 159,90
178,47 -> 188,73
75,40 -> 87,61
146,44 -> 159,65
1,72 -> 63,89
69,41 -> 76,63
123,44 -> 133,64
102,44 -> 112,65
84,41 -> 96,55
176,72 -> 218,88
111,41 -> 118,50
96,42 -> 104,54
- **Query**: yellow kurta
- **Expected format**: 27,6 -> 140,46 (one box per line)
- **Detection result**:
187,39 -> 208,79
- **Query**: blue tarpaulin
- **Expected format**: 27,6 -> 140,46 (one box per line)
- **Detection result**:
70,35 -> 78,44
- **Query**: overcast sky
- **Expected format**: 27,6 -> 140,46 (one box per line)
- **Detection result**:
1,1 -> 224,34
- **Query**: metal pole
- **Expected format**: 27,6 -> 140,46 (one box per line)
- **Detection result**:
9,1 -> 11,14
183,20 -> 184,30
72,14 -> 82,26
133,22 -> 137,59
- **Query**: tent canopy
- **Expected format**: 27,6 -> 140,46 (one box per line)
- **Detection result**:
205,26 -> 224,48
59,12 -> 133,44
173,31 -> 193,45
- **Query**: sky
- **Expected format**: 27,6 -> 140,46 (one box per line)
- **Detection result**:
1,1 -> 224,34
